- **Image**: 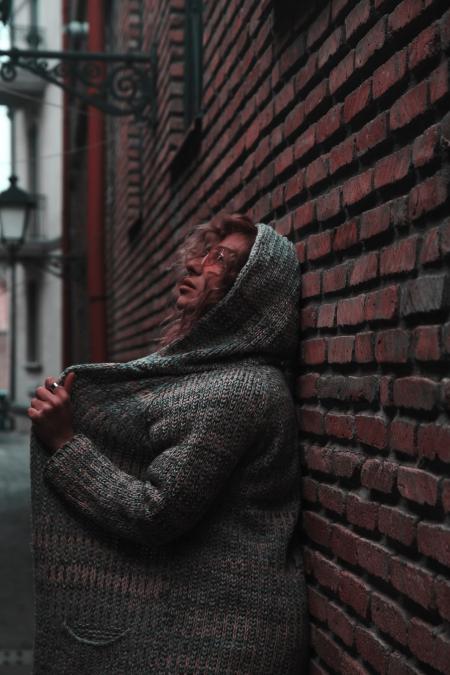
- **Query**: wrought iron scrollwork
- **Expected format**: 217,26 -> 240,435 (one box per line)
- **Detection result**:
0,47 -> 157,122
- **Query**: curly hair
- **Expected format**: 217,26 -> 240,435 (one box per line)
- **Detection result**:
159,212 -> 258,347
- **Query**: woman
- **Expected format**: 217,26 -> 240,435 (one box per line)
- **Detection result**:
28,213 -> 308,674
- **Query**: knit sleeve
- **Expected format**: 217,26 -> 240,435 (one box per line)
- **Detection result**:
43,373 -> 268,546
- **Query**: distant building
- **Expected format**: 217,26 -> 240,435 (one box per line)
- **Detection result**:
0,0 -> 63,429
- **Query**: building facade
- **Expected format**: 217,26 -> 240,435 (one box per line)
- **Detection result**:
65,0 -> 450,672
0,0 -> 64,428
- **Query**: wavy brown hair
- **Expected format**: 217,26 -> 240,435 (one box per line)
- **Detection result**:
159,212 -> 258,347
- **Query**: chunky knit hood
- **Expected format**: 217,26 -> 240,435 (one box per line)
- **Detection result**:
63,223 -> 300,381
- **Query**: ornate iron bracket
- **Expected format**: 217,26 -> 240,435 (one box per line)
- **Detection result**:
0,45 -> 157,122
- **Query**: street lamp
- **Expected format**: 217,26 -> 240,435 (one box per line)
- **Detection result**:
0,175 -> 36,408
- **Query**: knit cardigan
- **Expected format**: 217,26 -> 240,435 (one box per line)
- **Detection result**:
30,223 -> 308,674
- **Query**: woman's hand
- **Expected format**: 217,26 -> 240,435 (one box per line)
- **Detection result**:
28,372 -> 76,453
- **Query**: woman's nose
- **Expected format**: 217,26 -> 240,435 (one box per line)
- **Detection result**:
186,257 -> 203,275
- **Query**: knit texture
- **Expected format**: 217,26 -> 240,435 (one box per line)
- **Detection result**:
30,223 -> 308,674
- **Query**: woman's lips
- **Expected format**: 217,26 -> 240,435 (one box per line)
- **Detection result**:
179,278 -> 196,291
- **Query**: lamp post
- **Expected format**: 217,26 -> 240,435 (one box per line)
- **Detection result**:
0,175 -> 36,409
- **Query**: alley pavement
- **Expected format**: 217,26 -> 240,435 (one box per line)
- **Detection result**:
0,431 -> 34,674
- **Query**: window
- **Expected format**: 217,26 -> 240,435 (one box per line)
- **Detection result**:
184,0 -> 203,130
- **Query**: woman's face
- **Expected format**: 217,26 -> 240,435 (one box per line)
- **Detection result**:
176,231 -> 252,312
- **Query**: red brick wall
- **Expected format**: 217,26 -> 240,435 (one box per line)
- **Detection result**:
105,0 -> 450,671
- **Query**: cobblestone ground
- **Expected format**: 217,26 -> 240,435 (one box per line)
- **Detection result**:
0,431 -> 34,674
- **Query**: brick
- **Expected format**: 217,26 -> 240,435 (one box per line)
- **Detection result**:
296,374 -> 319,400
350,252 -> 378,286
443,8 -> 450,51
408,23 -> 440,71
349,375 -> 378,403
388,0 -> 425,34
365,285 -> 399,322
308,587 -> 328,623
276,213 -> 292,236
305,444 -> 332,473
326,603 -> 354,647
317,302 -> 336,328
295,53 -> 317,95
397,466 -> 439,506
301,270 -> 321,298
343,169 -> 373,207
302,476 -> 318,503
412,124 -> 440,168
355,17 -> 387,71
339,570 -> 370,617
284,103 -> 305,139
444,323 -> 450,354
380,376 -> 394,407
371,593 -> 408,646
329,137 -> 355,175
443,219 -> 450,256
390,196 -> 408,228
360,203 -> 390,241
340,653 -> 367,675
408,174 -> 448,222
328,335 -> 354,363
325,412 -> 354,440
332,0 -> 352,22
313,550 -> 341,592
417,423 -> 450,462
307,231 -> 332,261
333,219 -> 358,252
373,49 -> 407,100
355,625 -> 389,674
294,125 -> 316,161
316,104 -> 342,144
337,295 -> 365,326
435,576 -> 450,621
300,306 -> 318,329
304,81 -> 328,120
345,0 -> 371,41
323,262 -> 348,294
346,493 -> 378,530
378,505 -> 417,546
390,81 -> 428,131
418,522 -> 450,566
408,617 -> 437,670
374,147 -> 411,190
389,418 -> 417,455
299,407 -> 324,436
302,338 -> 327,365
430,60 -> 449,104
331,524 -> 359,565
401,274 -> 450,317
294,201 -> 316,232
307,5 -> 330,50
311,626 -> 343,672
316,187 -> 341,222
343,79 -> 372,124
329,50 -> 355,95
318,375 -> 349,401
318,27 -> 344,70
442,479 -> 450,513
375,329 -> 409,363
393,376 -> 438,411
356,113 -> 388,156
391,557 -> 434,610
285,172 -> 306,204
355,332 -> 374,362
332,447 -> 364,478
318,483 -> 346,514
413,325 -> 440,360
303,511 -> 330,547
420,226 -> 440,265
356,414 -> 388,449
361,458 -> 397,493
305,156 -> 329,190
274,147 -> 293,177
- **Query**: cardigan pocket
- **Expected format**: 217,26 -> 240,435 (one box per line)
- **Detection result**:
62,617 -> 131,647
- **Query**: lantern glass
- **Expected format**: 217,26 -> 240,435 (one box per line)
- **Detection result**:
0,204 -> 28,243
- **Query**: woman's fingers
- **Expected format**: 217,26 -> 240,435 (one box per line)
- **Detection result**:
63,372 -> 76,394
35,386 -> 54,403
